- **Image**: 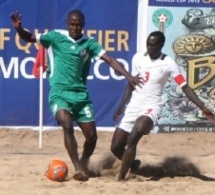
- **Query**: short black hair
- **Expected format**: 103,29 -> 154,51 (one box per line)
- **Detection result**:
67,9 -> 85,22
148,31 -> 165,45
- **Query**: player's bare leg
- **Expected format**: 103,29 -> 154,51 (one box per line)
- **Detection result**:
78,122 -> 98,177
111,127 -> 129,160
56,110 -> 88,181
118,116 -> 153,181
111,127 -> 141,172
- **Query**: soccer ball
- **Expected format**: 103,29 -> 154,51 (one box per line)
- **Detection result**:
46,159 -> 68,182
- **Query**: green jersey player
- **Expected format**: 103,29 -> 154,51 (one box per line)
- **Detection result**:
11,9 -> 141,181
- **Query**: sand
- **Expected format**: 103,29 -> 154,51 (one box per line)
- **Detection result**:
0,128 -> 215,195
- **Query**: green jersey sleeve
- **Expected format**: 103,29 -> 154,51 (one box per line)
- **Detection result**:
37,30 -> 56,48
88,38 -> 105,60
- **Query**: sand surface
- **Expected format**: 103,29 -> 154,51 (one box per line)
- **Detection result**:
1,128 -> 215,195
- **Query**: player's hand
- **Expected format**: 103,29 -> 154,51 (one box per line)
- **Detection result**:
113,107 -> 124,123
128,74 -> 143,89
202,107 -> 215,122
10,11 -> 22,28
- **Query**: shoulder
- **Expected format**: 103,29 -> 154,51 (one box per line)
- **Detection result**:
81,35 -> 103,51
82,35 -> 98,43
41,29 -> 68,38
53,29 -> 69,36
162,54 -> 176,64
133,52 -> 146,60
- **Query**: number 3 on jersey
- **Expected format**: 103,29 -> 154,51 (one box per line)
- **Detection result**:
143,71 -> 150,83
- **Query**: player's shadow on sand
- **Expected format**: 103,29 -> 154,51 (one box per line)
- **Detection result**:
131,156 -> 215,181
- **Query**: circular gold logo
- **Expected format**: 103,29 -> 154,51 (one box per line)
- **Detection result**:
173,34 -> 214,55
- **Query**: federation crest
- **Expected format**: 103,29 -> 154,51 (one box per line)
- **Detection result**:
79,49 -> 87,57
152,9 -> 173,32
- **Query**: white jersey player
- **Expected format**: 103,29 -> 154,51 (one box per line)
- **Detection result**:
119,52 -> 186,132
110,31 -> 215,181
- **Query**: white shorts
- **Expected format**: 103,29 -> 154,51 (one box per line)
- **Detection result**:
117,101 -> 162,133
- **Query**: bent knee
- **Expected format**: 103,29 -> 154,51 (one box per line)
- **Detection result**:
86,133 -> 97,144
110,142 -> 122,154
110,143 -> 116,154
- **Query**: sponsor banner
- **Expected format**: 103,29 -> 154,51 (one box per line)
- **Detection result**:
0,0 -> 138,126
158,125 -> 215,132
149,0 -> 215,7
146,2 -> 215,132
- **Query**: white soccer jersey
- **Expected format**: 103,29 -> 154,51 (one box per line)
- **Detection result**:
117,52 -> 187,133
131,52 -> 186,105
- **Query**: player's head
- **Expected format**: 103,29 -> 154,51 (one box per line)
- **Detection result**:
67,10 -> 85,40
146,31 -> 165,59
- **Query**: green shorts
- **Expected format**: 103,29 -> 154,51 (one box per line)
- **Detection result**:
49,88 -> 95,122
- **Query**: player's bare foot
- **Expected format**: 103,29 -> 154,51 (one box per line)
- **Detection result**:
73,171 -> 88,181
130,159 -> 141,174
80,158 -> 90,175
82,163 -> 100,178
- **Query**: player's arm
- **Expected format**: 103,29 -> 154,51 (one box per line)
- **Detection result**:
118,83 -> 133,109
101,53 -> 142,88
113,82 -> 134,122
10,11 -> 36,43
175,74 -> 215,121
182,84 -> 214,118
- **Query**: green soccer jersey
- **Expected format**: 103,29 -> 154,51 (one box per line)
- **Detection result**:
36,29 -> 105,91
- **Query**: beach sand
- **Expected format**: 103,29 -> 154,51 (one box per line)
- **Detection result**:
1,128 -> 215,195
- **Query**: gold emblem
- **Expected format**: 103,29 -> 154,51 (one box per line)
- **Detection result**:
173,34 -> 214,55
